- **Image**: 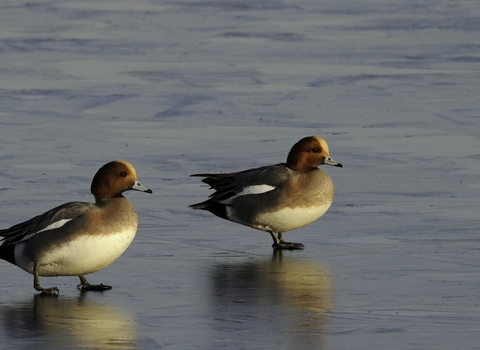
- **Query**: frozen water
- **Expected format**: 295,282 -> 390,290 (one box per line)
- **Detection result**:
1,0 -> 480,349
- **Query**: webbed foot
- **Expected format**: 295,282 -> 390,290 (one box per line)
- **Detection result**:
272,241 -> 305,250
33,263 -> 60,294
269,231 -> 305,250
77,275 -> 112,291
35,285 -> 60,294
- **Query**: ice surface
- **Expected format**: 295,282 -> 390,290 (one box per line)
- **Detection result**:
1,0 -> 480,349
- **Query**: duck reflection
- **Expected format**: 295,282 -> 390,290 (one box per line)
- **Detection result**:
211,252 -> 332,349
0,293 -> 137,349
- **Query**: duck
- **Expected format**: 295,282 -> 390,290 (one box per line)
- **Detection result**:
0,160 -> 152,294
190,136 -> 342,250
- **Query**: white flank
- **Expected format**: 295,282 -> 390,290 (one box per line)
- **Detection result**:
253,202 -> 332,233
14,227 -> 137,277
221,184 -> 276,205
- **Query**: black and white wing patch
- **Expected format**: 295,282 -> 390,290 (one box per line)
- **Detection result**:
0,202 -> 91,246
191,163 -> 288,204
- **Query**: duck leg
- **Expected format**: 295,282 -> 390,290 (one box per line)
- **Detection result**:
33,263 -> 59,294
77,275 -> 112,291
269,231 -> 305,250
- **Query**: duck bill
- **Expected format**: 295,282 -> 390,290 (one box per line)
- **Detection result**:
323,157 -> 343,168
132,180 -> 153,193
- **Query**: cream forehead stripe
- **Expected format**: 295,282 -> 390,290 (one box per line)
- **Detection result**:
313,136 -> 330,153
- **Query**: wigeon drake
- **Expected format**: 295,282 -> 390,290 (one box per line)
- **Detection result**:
190,136 -> 342,250
0,160 -> 152,294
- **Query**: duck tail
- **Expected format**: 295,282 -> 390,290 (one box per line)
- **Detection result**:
190,200 -> 228,220
0,242 -> 16,265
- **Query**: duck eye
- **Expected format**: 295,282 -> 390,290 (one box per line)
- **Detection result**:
312,147 -> 320,153
120,172 -> 127,177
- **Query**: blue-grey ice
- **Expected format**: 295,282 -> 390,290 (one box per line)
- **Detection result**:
1,0 -> 479,349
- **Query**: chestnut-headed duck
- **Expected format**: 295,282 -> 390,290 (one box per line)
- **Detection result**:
190,136 -> 342,250
0,160 -> 152,294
